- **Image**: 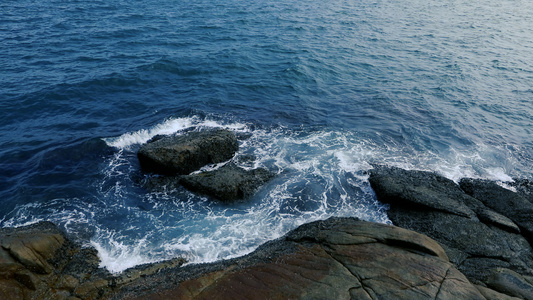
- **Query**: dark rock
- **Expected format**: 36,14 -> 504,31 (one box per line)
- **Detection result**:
476,209 -> 520,234
510,178 -> 533,203
137,129 -> 238,175
369,165 -> 533,291
0,222 -> 187,300
109,217 -> 484,300
459,178 -> 533,242
475,285 -> 522,300
486,268 -> 533,299
180,163 -> 274,202
368,165 -> 476,218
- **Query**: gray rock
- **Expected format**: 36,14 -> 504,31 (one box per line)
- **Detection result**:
475,285 -> 521,300
137,129 -> 238,175
369,165 -> 533,290
510,178 -> 533,203
486,268 -> 533,299
476,208 -> 520,234
368,165 -> 476,218
180,163 -> 273,202
460,178 -> 533,243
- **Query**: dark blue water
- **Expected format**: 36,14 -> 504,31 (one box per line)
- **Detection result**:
1,0 -> 532,272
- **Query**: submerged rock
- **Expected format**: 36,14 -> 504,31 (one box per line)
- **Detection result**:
180,163 -> 273,202
137,129 -> 238,175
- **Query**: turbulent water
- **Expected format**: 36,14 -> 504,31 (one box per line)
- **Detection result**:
1,0 -> 532,272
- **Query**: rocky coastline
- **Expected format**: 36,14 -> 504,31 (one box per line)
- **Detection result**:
2,130 -> 533,299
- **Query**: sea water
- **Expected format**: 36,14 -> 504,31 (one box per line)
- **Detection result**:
1,0 -> 532,273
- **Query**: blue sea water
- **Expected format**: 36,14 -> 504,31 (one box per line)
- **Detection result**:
1,0 -> 532,272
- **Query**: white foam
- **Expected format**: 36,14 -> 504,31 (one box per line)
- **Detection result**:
90,231 -> 157,274
83,116 -> 532,273
102,116 -> 248,149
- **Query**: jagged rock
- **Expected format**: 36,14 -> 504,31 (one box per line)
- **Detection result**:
368,165 -> 476,218
369,165 -> 533,291
137,129 -> 238,175
460,178 -> 533,242
179,163 -> 274,202
109,217 -> 484,300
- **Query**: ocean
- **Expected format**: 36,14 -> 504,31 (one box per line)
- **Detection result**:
1,0 -> 532,273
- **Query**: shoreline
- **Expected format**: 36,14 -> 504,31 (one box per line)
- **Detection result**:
1,165 -> 533,299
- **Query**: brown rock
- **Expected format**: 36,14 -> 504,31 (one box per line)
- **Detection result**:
110,217 -> 484,300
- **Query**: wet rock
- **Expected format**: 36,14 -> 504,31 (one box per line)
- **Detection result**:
180,163 -> 274,202
510,178 -> 533,203
137,129 -> 238,175
460,178 -> 533,242
0,222 -> 115,300
368,165 -> 476,218
369,165 -> 533,292
109,217 -> 484,300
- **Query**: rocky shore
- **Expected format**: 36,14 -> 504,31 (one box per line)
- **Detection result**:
2,165 -> 533,299
2,129 -> 533,299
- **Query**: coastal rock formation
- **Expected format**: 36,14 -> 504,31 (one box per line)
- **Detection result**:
180,163 -> 273,202
0,222 -> 185,300
109,217 -> 484,300
0,221 -> 110,300
139,129 -> 273,201
4,165 -> 533,299
137,129 -> 238,175
369,165 -> 533,298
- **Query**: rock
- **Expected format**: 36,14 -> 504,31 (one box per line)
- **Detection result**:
510,178 -> 533,203
0,222 -> 115,300
179,163 -> 274,202
476,208 -> 520,234
459,178 -> 533,242
137,129 -> 239,175
369,165 -> 533,291
475,285 -> 521,300
109,217 -> 485,300
0,222 -> 65,275
486,268 -> 533,299
368,165 -> 476,218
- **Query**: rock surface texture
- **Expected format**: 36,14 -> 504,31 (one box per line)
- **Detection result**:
137,129 -> 239,175
3,165 -> 533,299
109,217 -> 484,300
0,222 -> 184,300
180,163 -> 273,202
138,129 -> 273,201
369,165 -> 533,299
